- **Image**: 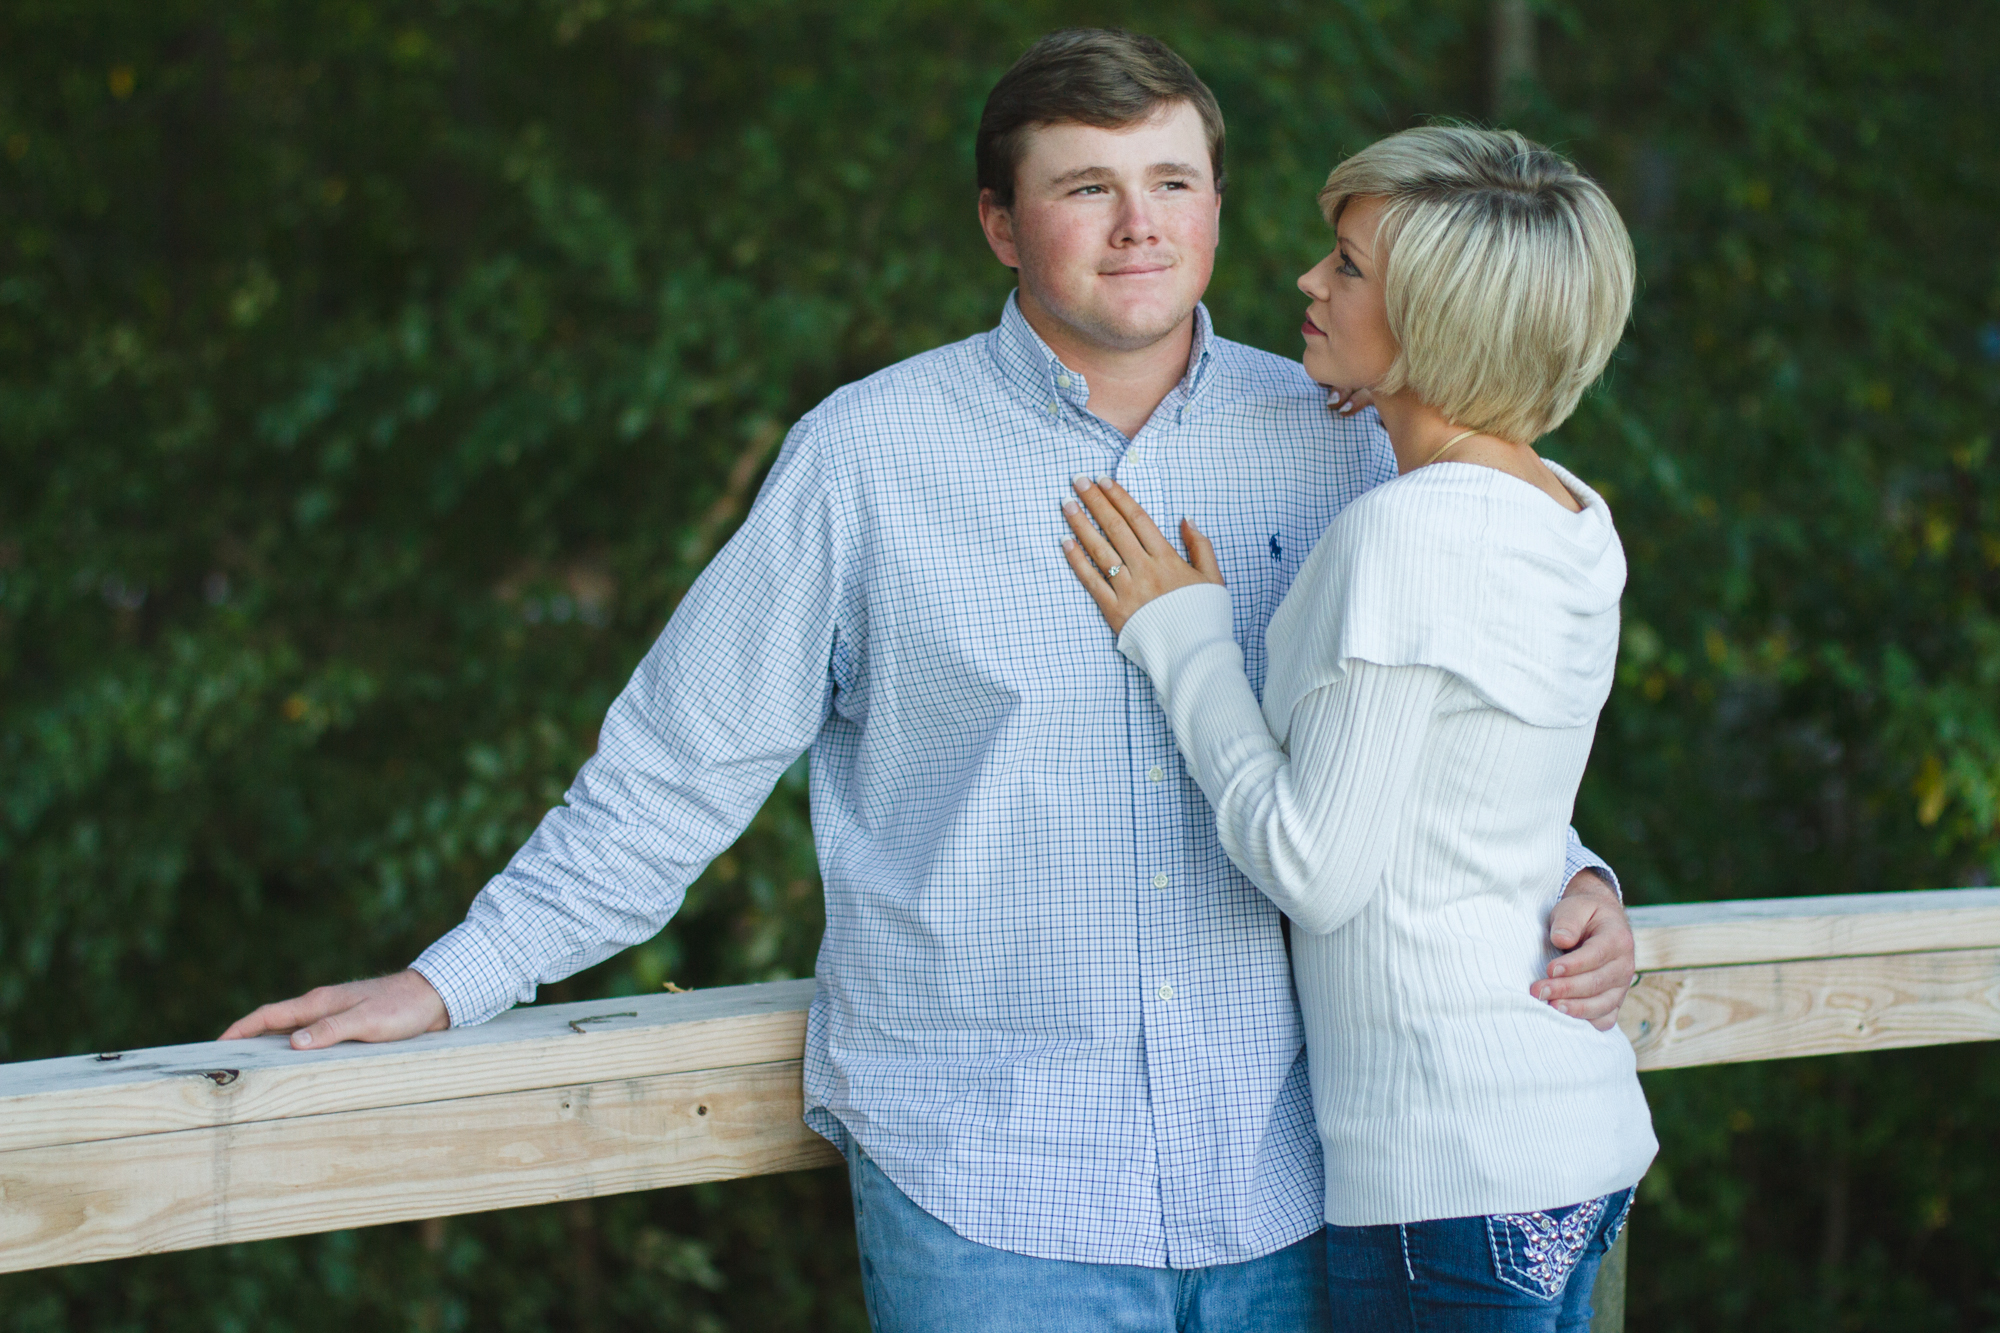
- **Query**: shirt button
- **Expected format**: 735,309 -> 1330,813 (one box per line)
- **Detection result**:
1147,766 -> 1166,783
1151,872 -> 1170,889
1155,984 -> 1175,1001
1056,374 -> 1072,388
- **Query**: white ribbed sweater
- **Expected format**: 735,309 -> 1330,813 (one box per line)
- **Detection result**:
1119,460 -> 1656,1227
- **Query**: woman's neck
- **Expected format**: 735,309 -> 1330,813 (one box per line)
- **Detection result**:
1371,391 -> 1582,512
1374,393 -> 1475,474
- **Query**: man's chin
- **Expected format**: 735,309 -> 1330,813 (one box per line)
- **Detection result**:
1070,303 -> 1199,354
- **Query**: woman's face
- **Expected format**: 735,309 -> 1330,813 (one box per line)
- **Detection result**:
1297,194 -> 1396,394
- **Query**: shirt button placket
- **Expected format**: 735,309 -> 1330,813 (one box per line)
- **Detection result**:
1122,459 -> 1196,1257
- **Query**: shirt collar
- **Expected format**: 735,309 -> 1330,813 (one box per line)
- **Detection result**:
989,291 -> 1220,423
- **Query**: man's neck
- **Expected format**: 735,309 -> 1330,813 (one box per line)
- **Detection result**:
1015,290 -> 1196,440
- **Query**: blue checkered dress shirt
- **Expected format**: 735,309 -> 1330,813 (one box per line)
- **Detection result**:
414,294 -> 1612,1269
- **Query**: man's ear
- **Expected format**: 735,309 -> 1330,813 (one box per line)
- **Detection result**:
978,189 -> 1020,271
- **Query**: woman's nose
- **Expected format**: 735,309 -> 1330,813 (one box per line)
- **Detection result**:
1298,255 -> 1334,300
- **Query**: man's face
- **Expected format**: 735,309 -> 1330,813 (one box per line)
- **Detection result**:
980,102 -> 1221,355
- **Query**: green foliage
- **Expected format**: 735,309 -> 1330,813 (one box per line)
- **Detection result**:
0,0 -> 1994,1328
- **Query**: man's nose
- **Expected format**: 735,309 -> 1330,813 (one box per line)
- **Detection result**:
1112,192 -> 1160,245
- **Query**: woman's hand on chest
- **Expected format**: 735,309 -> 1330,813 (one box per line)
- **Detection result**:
1060,474 -> 1224,635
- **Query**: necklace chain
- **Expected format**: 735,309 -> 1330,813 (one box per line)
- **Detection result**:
1423,428 -> 1481,468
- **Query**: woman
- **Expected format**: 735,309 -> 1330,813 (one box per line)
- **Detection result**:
1058,127 -> 1656,1331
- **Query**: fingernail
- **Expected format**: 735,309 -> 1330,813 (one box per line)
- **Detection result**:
1061,537 -> 1075,550
1063,499 -> 1081,515
1071,474 -> 1094,492
294,1032 -> 312,1047
1094,475 -> 1112,487
1549,964 -> 1565,976
1556,1002 -> 1571,1015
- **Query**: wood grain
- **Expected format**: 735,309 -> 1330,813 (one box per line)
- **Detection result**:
1621,947 -> 2000,1070
1629,888 -> 2000,971
0,979 -> 815,1156
0,1059 -> 839,1274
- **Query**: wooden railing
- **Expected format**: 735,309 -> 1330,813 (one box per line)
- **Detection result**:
6,888 -> 2000,1310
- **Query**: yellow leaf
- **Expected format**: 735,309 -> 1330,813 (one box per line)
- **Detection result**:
1915,754 -> 1947,826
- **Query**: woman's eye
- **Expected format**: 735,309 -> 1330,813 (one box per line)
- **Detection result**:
1337,253 -> 1362,278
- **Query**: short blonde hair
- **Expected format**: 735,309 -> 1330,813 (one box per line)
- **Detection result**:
1318,126 -> 1634,445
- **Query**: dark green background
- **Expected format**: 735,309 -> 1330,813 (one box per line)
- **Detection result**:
3,1 -> 1997,1328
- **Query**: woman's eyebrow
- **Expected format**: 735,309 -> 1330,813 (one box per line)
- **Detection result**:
1336,230 -> 1372,262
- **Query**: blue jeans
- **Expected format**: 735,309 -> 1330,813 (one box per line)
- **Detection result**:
837,1126 -> 1330,1333
1323,1189 -> 1634,1333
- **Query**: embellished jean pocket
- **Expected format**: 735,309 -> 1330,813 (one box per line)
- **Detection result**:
1486,1195 -> 1609,1301
1604,1187 -> 1635,1247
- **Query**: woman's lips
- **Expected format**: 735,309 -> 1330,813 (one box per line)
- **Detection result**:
1301,316 -> 1325,337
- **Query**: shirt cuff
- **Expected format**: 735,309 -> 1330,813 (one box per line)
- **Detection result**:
1116,583 -> 1234,686
411,920 -> 533,1028
1561,842 -> 1623,901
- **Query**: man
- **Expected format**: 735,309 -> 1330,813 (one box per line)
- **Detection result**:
228,29 -> 1636,1332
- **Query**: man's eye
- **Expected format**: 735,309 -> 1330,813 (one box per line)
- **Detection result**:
1160,180 -> 1190,190
1073,185 -> 1106,196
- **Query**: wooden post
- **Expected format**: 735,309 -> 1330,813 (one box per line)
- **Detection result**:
1590,1227 -> 1629,1332
1491,0 -> 1538,118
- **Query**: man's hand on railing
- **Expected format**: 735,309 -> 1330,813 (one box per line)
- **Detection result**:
220,969 -> 449,1048
1538,871 -> 1637,1032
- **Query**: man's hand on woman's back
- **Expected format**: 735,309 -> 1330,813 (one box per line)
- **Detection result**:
1538,872 -> 1636,1032
220,968 -> 449,1048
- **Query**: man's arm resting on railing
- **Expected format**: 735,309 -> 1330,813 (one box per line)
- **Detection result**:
220,968 -> 449,1047
222,419 -> 845,1049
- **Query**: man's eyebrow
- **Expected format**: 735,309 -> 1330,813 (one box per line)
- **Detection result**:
1046,165 -> 1116,188
1044,161 -> 1210,189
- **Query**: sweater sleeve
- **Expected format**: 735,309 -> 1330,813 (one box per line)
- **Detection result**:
1118,585 -> 1444,935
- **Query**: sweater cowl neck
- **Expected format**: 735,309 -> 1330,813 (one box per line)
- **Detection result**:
1263,457 -> 1626,740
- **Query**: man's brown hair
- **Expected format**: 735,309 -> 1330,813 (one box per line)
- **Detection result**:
976,29 -> 1226,208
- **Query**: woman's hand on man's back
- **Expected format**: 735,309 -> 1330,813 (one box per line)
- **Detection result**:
1539,872 -> 1636,1031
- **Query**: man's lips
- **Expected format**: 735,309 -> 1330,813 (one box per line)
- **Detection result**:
1101,264 -> 1172,277
1302,316 -> 1326,337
